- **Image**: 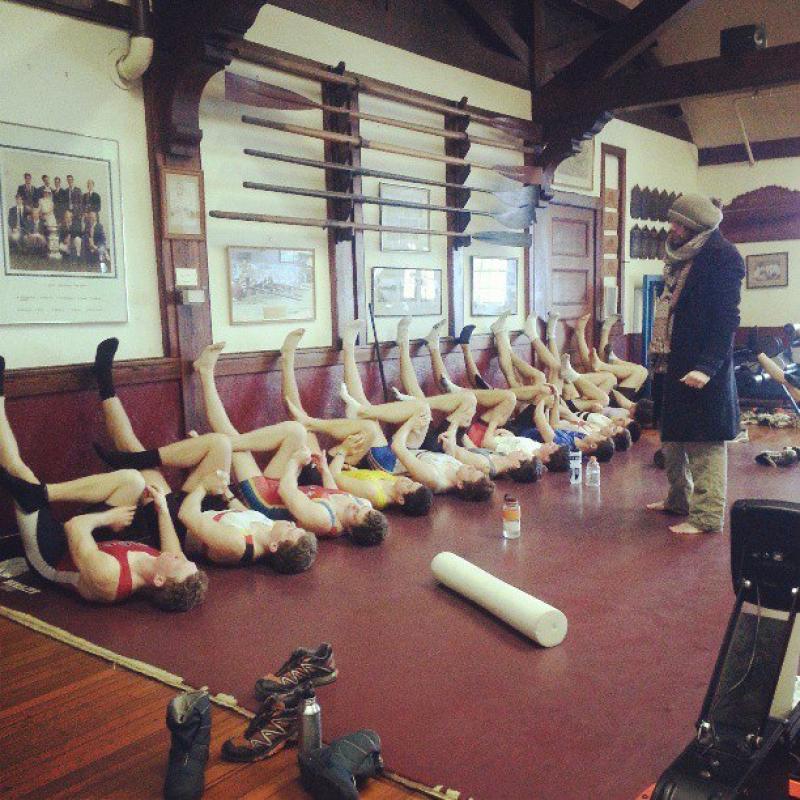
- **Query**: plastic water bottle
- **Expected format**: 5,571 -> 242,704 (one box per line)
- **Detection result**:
585,456 -> 601,487
569,450 -> 582,485
502,494 -> 521,539
298,685 -> 322,755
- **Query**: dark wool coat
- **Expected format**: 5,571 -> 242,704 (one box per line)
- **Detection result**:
660,229 -> 745,443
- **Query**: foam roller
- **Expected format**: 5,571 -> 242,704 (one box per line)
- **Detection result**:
431,552 -> 567,647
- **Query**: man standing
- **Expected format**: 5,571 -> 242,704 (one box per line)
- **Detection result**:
66,174 -> 82,216
647,194 -> 745,534
83,179 -> 101,215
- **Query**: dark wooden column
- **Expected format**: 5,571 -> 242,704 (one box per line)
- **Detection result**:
321,71 -> 366,345
143,0 -> 268,431
444,108 -> 472,338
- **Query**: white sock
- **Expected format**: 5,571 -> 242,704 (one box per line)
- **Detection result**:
439,375 -> 461,394
560,354 -> 580,383
523,314 -> 540,341
491,310 -> 512,336
391,387 -> 416,401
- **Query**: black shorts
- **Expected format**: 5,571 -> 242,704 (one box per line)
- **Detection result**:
17,504 -> 79,586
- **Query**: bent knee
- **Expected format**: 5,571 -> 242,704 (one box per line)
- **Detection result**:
119,468 -> 146,497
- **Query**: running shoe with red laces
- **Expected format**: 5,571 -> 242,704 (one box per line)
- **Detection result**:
255,642 -> 337,700
220,688 -> 303,762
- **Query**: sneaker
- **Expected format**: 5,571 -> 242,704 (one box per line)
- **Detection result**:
220,688 -> 303,762
255,643 -> 337,700
164,690 -> 210,800
755,448 -> 799,468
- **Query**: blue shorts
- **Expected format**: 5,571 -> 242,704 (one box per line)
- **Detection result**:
517,427 -> 585,450
362,445 -> 398,474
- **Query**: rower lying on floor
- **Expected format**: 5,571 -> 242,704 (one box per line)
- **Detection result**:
279,326 -> 433,515
0,356 -> 207,608
194,341 -> 388,545
92,339 -> 317,574
394,316 -> 552,481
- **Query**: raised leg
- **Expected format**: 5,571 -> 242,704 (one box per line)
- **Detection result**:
424,319 -> 451,393
194,342 -> 261,481
228,421 -> 309,480
397,317 -> 426,399
342,319 -> 371,406
492,314 -> 522,388
523,313 -> 560,371
280,328 -> 307,412
574,313 -> 592,369
599,314 -> 621,359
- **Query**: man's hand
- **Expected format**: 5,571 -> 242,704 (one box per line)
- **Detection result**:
100,505 -> 136,532
330,432 -> 367,458
680,370 -> 710,389
145,485 -> 168,514
438,432 -> 456,454
201,469 -> 230,495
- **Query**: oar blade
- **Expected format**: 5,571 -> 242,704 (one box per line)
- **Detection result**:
493,165 -> 544,185
493,184 -> 539,208
472,230 -> 532,247
490,205 -> 537,230
225,72 -> 317,111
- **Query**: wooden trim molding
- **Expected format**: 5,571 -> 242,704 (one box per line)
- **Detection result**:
5,358 -> 181,400
720,185 -> 800,243
6,0 -> 131,29
699,136 -> 800,166
4,334 -> 514,399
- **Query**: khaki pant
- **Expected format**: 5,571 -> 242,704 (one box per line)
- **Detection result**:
662,441 -> 728,532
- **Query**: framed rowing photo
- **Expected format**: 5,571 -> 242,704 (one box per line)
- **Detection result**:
379,183 -> 431,252
0,120 -> 127,324
227,246 -> 315,324
471,256 -> 518,316
161,168 -> 205,239
372,266 -> 442,317
746,252 -> 788,290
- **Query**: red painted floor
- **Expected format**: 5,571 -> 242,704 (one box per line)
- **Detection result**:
2,427 -> 799,800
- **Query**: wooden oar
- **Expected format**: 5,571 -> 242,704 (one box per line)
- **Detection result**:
209,210 -> 532,247
242,115 -> 543,184
244,148 -> 538,201
226,73 -> 537,155
242,182 -> 537,229
232,44 -> 538,140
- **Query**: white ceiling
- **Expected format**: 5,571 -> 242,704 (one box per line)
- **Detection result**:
654,0 -> 800,148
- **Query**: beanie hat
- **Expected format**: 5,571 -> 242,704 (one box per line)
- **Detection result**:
667,193 -> 723,232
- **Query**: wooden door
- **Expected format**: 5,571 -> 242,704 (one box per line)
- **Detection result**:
549,204 -> 596,355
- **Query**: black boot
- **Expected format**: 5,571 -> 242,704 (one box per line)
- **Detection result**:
164,690 -> 210,800
298,729 -> 383,800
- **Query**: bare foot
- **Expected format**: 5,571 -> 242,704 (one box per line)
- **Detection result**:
341,319 -> 362,350
669,522 -> 716,535
491,310 -> 512,336
193,341 -> 225,373
280,328 -> 305,357
523,313 -> 540,341
396,316 -> 412,347
339,382 -> 362,420
560,353 -> 580,383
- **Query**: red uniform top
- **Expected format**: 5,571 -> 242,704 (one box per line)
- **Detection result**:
58,541 -> 160,601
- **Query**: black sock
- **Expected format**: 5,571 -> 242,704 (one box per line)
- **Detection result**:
458,325 -> 476,345
0,467 -> 49,513
0,354 -> 5,396
94,338 -> 119,400
93,442 -> 161,471
474,374 -> 491,390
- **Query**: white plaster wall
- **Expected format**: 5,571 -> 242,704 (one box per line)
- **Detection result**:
699,158 -> 800,327
0,3 -> 161,368
201,5 -> 531,350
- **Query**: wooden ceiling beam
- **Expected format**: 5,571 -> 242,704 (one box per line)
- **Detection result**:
536,41 -> 800,123
547,0 -> 629,24
533,0 -> 705,113
458,0 -> 530,63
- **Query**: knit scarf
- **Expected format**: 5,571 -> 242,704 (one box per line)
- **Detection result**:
648,227 -> 716,374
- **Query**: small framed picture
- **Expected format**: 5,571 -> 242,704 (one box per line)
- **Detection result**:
228,246 -> 315,323
379,183 -> 430,252
471,256 -> 518,316
746,252 -> 788,289
161,168 -> 205,239
372,266 -> 442,317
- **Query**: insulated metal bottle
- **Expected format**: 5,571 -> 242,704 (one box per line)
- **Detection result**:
298,685 -> 322,755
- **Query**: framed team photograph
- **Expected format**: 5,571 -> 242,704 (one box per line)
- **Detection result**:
746,252 -> 789,289
372,266 -> 442,317
161,168 -> 205,239
0,120 -> 127,324
379,183 -> 431,252
471,256 -> 518,316
228,246 -> 315,324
